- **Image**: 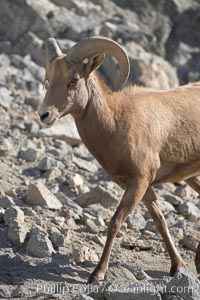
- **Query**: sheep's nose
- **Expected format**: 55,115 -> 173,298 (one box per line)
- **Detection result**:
40,111 -> 49,122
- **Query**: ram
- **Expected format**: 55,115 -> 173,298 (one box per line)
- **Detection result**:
39,36 -> 200,283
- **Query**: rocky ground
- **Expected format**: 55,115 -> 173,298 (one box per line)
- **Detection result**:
0,0 -> 200,299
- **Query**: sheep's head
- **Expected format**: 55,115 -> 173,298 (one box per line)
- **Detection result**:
39,36 -> 130,125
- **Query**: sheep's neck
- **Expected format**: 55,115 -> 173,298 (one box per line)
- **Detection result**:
74,76 -> 116,169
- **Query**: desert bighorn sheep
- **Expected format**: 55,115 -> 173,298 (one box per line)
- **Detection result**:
39,36 -> 200,283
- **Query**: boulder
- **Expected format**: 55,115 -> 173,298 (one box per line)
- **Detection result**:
0,195 -> 15,209
72,245 -> 98,264
85,218 -> 100,234
0,208 -> 5,223
178,202 -> 200,221
73,157 -> 98,173
166,268 -> 200,300
104,280 -> 162,300
75,186 -> 119,208
20,147 -> 43,162
49,227 -> 65,248
7,221 -> 28,245
27,183 -> 62,209
27,225 -> 55,258
0,87 -> 13,109
182,233 -> 200,252
126,211 -> 147,230
4,206 -> 24,226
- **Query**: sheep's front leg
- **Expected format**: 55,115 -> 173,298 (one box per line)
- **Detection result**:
143,187 -> 185,276
88,177 -> 149,283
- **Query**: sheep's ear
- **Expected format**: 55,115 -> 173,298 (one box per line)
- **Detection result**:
82,53 -> 105,76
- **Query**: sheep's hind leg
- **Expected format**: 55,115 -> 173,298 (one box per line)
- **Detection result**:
88,177 -> 150,283
185,176 -> 200,274
143,187 -> 185,276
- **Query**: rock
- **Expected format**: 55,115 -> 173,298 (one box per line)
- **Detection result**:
27,226 -> 55,258
170,227 -> 184,241
77,295 -> 95,300
73,145 -> 92,160
0,107 -> 10,126
162,295 -> 184,300
27,183 -> 62,209
45,168 -> 62,181
92,235 -> 106,247
0,87 -> 13,109
126,211 -> 146,230
60,228 -> 72,243
172,219 -> 186,230
52,216 -> 65,227
4,206 -> 24,226
25,121 -> 40,135
144,219 -> 157,233
104,280 -> 162,300
12,286 -> 26,298
23,207 -> 37,216
163,193 -> 184,207
0,138 -> 13,157
57,246 -> 71,257
24,94 -> 41,110
166,6 -> 200,83
93,216 -> 105,227
107,264 -> 138,282
0,208 -> 5,223
159,198 -> 176,214
178,202 -> 200,221
65,217 -> 78,229
126,41 -> 179,90
85,218 -> 100,234
7,221 -> 28,245
75,186 -> 119,208
73,157 -> 98,173
174,185 -> 197,200
60,208 -> 80,221
56,193 -> 83,215
166,268 -> 200,300
182,234 -> 199,252
20,147 -> 43,162
121,239 -> 152,251
49,227 -> 65,248
5,189 -> 17,198
72,245 -> 98,263
39,116 -> 81,146
129,266 -> 150,281
38,156 -> 59,172
66,173 -> 84,193
0,195 -> 15,208
84,203 -> 113,220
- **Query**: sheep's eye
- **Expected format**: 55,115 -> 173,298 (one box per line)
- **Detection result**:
68,77 -> 79,89
71,78 -> 79,84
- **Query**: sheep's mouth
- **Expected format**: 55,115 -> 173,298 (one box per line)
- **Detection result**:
59,111 -> 68,119
45,118 -> 57,127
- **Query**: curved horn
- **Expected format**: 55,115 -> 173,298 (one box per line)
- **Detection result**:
66,36 -> 130,90
45,38 -> 63,62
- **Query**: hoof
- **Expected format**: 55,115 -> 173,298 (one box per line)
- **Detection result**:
169,261 -> 185,276
87,270 -> 106,284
